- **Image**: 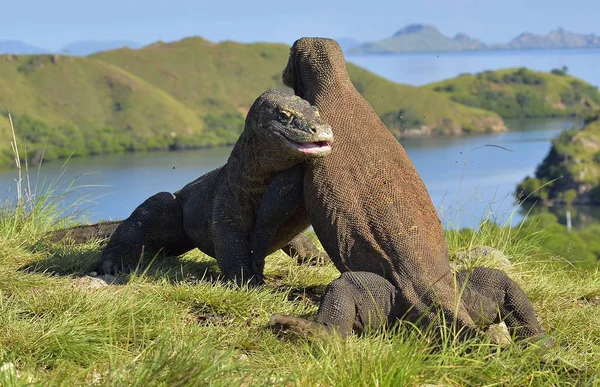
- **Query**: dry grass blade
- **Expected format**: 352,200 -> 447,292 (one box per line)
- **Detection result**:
8,111 -> 22,202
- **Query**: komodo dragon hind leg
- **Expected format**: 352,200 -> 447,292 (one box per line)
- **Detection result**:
458,267 -> 553,346
101,192 -> 194,275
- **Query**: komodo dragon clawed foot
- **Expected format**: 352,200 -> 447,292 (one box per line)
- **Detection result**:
269,313 -> 332,339
100,191 -> 194,275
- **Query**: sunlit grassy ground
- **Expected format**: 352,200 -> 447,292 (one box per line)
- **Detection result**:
1,179 -> 599,387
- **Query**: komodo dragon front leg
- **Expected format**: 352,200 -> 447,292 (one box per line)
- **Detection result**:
249,165 -> 329,278
271,269 -> 551,345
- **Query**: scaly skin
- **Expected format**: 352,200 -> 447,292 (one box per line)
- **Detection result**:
265,38 -> 548,342
46,221 -> 121,244
50,90 -> 333,286
271,270 -> 551,346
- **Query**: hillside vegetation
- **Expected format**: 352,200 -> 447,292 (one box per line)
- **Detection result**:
428,68 -> 600,119
0,38 -> 505,167
94,38 -> 504,138
517,112 -> 600,205
515,211 -> 600,267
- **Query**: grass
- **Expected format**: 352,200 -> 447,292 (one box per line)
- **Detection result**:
1,116 -> 599,386
1,172 -> 600,386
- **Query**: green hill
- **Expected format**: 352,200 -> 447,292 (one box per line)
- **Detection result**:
94,38 -> 504,137
0,53 -> 208,165
517,112 -> 600,205
427,68 -> 600,119
0,38 -> 505,167
346,65 -> 504,136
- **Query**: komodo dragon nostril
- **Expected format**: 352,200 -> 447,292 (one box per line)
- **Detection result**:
309,127 -> 317,134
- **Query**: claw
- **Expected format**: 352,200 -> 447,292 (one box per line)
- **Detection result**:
269,313 -> 330,338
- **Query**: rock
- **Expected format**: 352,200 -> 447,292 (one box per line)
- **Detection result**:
487,322 -> 512,346
71,274 -> 122,290
452,246 -> 511,271
0,362 -> 15,374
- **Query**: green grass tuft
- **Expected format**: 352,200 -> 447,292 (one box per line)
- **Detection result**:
1,179 -> 600,385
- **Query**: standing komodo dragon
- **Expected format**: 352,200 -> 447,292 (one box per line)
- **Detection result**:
262,38 -> 548,342
49,90 -> 333,285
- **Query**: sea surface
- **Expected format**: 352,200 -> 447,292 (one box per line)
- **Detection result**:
346,48 -> 600,87
2,49 -> 599,229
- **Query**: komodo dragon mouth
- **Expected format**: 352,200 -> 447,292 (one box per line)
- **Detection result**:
265,92 -> 333,157
279,134 -> 332,156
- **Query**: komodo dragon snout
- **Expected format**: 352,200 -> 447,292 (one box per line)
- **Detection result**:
255,90 -> 333,159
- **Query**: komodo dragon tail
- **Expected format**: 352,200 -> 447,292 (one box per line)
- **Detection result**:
45,220 -> 330,267
44,221 -> 122,244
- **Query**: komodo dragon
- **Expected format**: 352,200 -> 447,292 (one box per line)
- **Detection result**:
260,38 -> 548,342
49,90 -> 333,285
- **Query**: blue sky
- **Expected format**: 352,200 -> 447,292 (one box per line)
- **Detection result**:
2,0 -> 598,50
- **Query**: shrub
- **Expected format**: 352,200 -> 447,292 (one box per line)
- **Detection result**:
550,65 -> 568,76
562,189 -> 578,205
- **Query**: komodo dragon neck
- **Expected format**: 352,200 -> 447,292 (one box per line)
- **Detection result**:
287,38 -> 451,280
224,128 -> 297,195
292,55 -> 354,107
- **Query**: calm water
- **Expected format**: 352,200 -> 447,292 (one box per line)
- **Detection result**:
2,49 -> 599,229
0,119 -> 573,229
347,49 -> 600,87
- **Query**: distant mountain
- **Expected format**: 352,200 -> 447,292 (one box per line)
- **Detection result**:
0,40 -> 142,56
0,40 -> 48,55
60,40 -> 143,56
349,25 -> 600,54
349,24 -> 487,54
496,28 -> 600,50
453,33 -> 486,50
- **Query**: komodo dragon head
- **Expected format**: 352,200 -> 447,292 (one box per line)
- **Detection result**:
282,38 -> 348,99
247,90 -> 333,159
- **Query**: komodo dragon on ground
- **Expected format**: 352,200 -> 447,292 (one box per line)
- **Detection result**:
261,38 -> 549,342
48,90 -> 333,285
271,269 -> 547,343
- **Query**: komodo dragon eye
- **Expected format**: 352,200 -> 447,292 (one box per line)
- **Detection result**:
278,110 -> 294,124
